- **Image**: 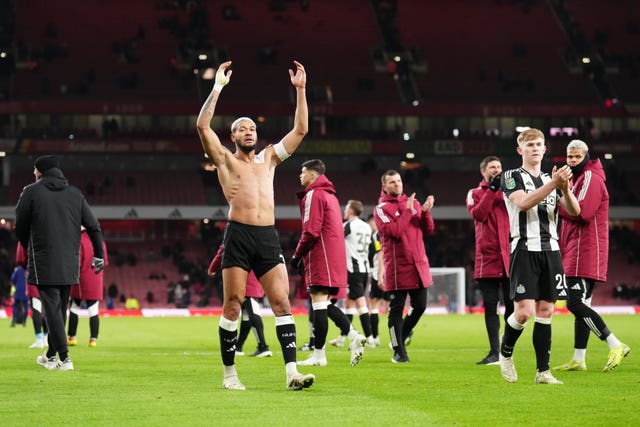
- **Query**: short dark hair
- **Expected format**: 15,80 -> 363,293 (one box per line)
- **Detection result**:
301,159 -> 326,175
381,169 -> 400,184
480,156 -> 500,170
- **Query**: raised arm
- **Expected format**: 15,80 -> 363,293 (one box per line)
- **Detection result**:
197,61 -> 233,167
274,61 -> 308,161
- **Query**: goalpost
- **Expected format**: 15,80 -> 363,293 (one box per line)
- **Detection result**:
427,267 -> 466,315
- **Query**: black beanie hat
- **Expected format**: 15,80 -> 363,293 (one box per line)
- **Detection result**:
34,155 -> 59,173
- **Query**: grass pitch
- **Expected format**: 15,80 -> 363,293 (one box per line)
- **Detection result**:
1,313 -> 638,426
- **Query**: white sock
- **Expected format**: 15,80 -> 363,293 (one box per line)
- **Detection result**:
606,333 -> 622,350
347,329 -> 360,341
572,348 -> 586,362
313,348 -> 326,359
285,362 -> 298,377
223,365 -> 238,378
507,313 -> 526,330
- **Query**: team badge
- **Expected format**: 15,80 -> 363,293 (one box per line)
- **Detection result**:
516,284 -> 526,294
505,177 -> 516,190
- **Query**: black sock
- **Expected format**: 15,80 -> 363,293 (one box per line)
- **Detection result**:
275,315 -> 297,364
218,323 -> 238,366
312,308 -> 328,349
327,303 -> 351,335
501,322 -> 524,358
236,318 -> 251,350
359,312 -> 372,338
67,312 -> 78,337
533,320 -> 551,371
250,314 -> 269,350
89,315 -> 99,339
370,312 -> 379,338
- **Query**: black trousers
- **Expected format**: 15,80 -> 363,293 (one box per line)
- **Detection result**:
38,285 -> 71,358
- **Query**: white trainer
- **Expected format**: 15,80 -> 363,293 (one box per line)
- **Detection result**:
329,336 -> 345,347
499,354 -> 518,383
286,373 -> 315,391
535,370 -> 563,384
36,352 -> 56,369
297,354 -> 328,367
48,358 -> 74,371
349,334 -> 367,366
223,375 -> 246,390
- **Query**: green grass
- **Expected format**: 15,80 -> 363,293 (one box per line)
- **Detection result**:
1,314 -> 638,426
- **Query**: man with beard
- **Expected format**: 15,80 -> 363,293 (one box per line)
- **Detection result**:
197,60 -> 314,391
374,170 -> 435,363
466,156 -> 513,365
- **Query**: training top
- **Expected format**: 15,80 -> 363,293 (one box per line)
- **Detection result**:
293,174 -> 347,289
374,189 -> 434,291
559,159 -> 609,282
501,167 -> 562,252
466,179 -> 510,279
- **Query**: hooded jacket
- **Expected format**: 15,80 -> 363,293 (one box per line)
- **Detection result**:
15,168 -> 104,286
466,180 -> 510,279
293,174 -> 347,289
374,189 -> 434,291
559,159 -> 608,282
71,230 -> 109,300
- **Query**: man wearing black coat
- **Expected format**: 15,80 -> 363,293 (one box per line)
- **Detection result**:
15,155 -> 105,370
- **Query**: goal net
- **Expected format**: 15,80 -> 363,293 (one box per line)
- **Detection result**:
426,267 -> 466,314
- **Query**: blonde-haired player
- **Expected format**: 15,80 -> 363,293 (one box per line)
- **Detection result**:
499,128 -> 580,384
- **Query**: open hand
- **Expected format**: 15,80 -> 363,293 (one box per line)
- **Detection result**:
289,60 -> 306,89
422,195 -> 435,212
214,61 -> 233,91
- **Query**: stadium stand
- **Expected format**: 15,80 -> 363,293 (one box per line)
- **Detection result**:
12,0 -> 195,101
395,0 -> 597,104
1,0 -> 638,310
9,170 -> 207,205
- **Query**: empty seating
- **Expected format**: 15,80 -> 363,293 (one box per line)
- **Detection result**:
9,170 -> 206,205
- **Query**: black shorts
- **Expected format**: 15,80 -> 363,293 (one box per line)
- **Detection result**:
509,249 -> 565,301
221,221 -> 285,278
307,285 -> 340,296
368,279 -> 389,301
348,272 -> 368,299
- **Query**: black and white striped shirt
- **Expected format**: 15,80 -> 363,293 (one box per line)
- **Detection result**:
502,168 -> 561,252
344,218 -> 371,273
